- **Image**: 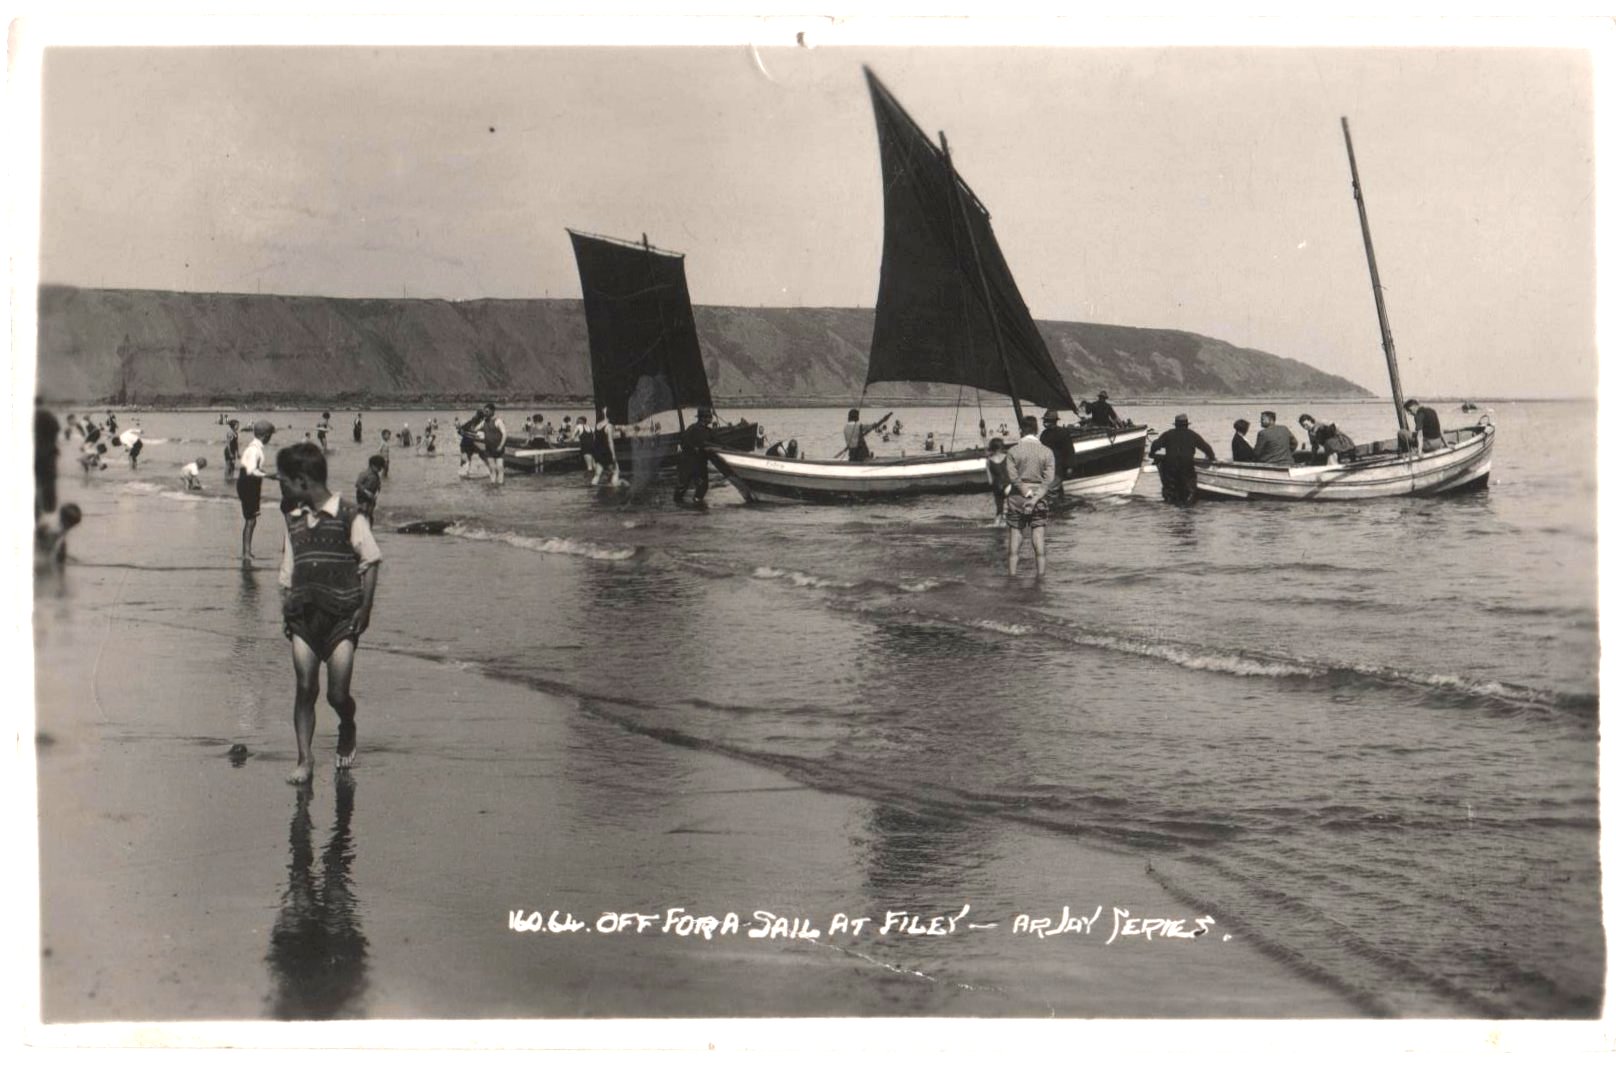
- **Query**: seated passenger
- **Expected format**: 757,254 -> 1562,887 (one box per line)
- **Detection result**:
1297,414 -> 1358,464
1251,411 -> 1298,465
1401,398 -> 1445,453
1231,418 -> 1257,462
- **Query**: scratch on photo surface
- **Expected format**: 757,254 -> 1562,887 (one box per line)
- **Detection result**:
748,43 -> 777,85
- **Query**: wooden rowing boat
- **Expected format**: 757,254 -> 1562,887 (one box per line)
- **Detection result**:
1190,118 -> 1498,502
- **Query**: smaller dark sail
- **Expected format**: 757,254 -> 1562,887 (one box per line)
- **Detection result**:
567,229 -> 714,424
863,68 -> 1076,414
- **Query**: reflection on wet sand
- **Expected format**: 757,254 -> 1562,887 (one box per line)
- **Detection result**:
266,774 -> 368,1019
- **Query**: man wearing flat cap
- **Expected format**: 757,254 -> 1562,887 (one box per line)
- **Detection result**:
1148,413 -> 1215,505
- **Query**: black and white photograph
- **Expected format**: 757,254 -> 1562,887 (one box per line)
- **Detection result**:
13,11 -> 1608,1055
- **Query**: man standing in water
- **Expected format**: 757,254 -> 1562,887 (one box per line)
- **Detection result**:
1040,408 -> 1079,479
1149,414 -> 1217,505
673,406 -> 716,504
1004,415 -> 1057,578
238,420 -> 275,564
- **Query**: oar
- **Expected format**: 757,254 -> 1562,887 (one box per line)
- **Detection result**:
833,411 -> 894,459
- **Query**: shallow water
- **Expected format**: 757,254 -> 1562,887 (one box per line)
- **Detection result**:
48,397 -> 1601,1016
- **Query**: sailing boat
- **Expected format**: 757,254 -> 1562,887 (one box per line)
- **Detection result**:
508,229 -> 758,475
709,68 -> 1148,504
1192,118 -> 1495,501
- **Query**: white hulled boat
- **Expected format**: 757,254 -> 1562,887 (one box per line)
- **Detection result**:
1192,118 -> 1496,502
711,68 -> 1148,505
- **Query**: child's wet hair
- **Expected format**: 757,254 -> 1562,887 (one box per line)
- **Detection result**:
59,504 -> 83,528
276,441 -> 327,484
988,437 -> 1006,452
368,454 -> 386,470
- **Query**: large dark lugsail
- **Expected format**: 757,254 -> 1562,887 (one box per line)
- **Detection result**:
863,68 -> 1076,412
567,229 -> 713,424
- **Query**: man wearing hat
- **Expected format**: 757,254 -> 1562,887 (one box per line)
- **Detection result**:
1039,409 -> 1080,481
1148,413 -> 1216,505
238,419 -> 277,562
1088,390 -> 1123,429
673,406 -> 717,504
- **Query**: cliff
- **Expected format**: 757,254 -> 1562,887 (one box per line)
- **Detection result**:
35,285 -> 1371,406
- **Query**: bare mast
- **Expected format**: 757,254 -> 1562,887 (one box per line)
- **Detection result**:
1341,117 -> 1408,432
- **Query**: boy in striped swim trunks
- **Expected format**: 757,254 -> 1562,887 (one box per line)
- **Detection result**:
276,442 -> 382,785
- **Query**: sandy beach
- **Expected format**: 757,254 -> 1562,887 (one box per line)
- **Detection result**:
29,477 -> 1362,1022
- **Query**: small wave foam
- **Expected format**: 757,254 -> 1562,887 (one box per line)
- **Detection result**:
837,601 -> 1594,717
751,565 -> 958,596
752,565 -> 858,590
447,523 -> 639,561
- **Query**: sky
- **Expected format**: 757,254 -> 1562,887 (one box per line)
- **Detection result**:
26,29 -> 1601,398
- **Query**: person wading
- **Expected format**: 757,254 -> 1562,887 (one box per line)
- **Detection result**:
1149,413 -> 1216,505
1004,415 -> 1058,578
674,407 -> 717,504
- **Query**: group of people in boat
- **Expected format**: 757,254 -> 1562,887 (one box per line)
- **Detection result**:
840,390 -> 1132,464
1224,398 -> 1446,468
1150,398 -> 1453,506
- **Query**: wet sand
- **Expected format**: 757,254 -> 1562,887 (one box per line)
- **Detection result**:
31,481 -> 1357,1023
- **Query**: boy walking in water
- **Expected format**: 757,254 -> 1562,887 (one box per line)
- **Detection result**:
276,442 -> 382,784
355,454 -> 385,521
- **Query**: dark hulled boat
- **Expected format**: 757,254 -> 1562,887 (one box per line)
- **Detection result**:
555,229 -> 757,476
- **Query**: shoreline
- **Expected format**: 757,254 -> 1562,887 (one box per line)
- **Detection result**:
31,483 -> 1360,1021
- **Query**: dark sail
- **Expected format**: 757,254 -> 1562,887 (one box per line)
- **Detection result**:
863,68 -> 1076,413
567,229 -> 714,424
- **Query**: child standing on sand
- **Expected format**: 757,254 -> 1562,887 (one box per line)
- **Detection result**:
276,442 -> 382,785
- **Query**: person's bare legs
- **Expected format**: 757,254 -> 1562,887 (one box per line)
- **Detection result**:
1007,525 -> 1022,577
242,515 -> 257,564
288,635 -> 321,784
1031,526 -> 1048,578
326,639 -> 358,770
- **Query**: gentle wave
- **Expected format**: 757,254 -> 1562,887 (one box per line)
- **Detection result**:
750,564 -> 956,595
833,600 -> 1596,718
446,523 -> 639,561
119,480 -> 235,505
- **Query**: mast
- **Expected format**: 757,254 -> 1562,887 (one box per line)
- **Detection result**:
1341,117 -> 1408,432
941,131 -> 1024,430
642,232 -> 686,432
